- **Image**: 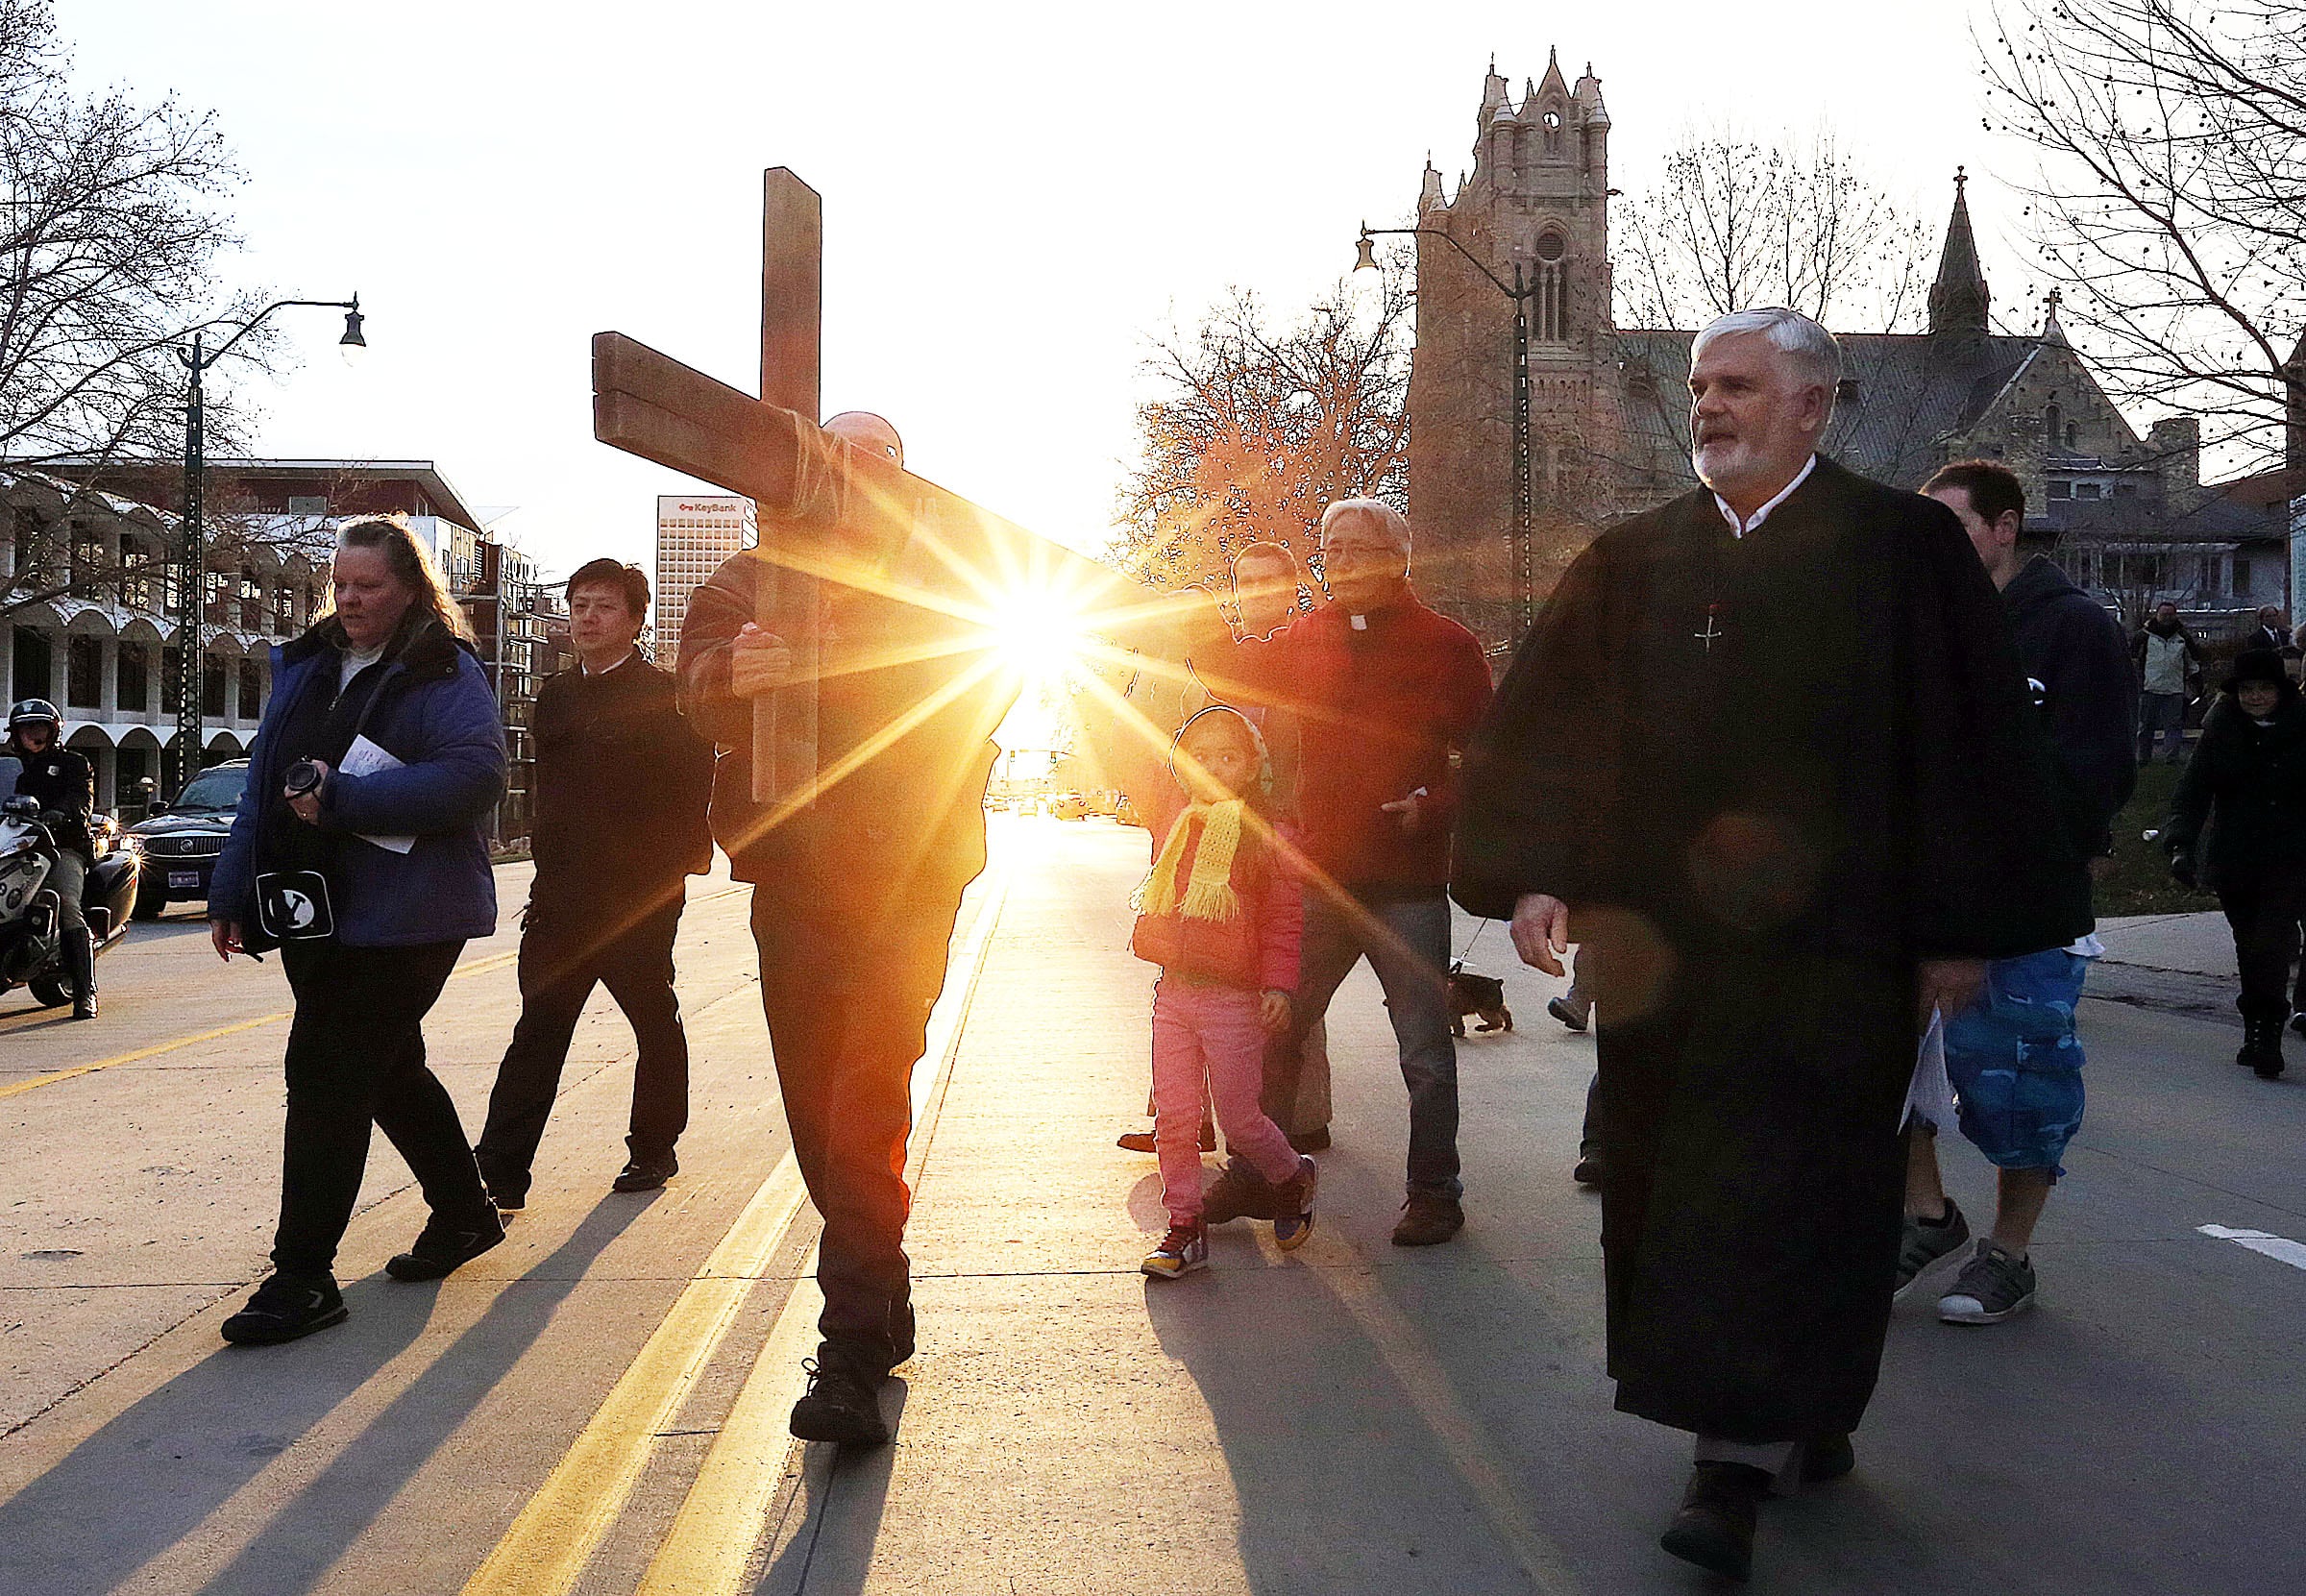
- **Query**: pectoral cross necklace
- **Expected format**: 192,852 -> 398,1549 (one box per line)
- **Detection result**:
1695,604 -> 1724,654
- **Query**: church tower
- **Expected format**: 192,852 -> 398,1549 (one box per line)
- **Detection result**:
1406,51 -> 1616,649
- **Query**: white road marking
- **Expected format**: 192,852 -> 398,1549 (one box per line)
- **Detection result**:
2197,1224 -> 2306,1272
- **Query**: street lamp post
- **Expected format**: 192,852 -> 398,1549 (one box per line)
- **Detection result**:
172,297 -> 366,793
1357,224 -> 1538,641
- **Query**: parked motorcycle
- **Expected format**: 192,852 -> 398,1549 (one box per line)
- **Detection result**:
0,796 -> 139,1010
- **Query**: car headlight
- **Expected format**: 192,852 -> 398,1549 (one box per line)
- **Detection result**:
113,834 -> 141,856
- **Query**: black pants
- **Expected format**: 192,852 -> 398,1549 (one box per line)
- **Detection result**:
2219,872 -> 2306,1022
475,902 -> 690,1201
749,871 -> 967,1376
273,939 -> 490,1278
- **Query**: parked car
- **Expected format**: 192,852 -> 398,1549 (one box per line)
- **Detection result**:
1048,792 -> 1090,822
127,760 -> 249,919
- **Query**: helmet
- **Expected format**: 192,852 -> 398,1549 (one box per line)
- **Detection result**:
7,699 -> 61,734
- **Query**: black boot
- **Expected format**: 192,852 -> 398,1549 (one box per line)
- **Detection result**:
789,1350 -> 892,1446
63,928 -> 96,1019
2239,1017 -> 2286,1078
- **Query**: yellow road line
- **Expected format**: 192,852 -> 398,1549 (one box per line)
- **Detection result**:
0,1013 -> 293,1102
0,946 -> 523,1103
456,1154 -> 810,1596
629,1253 -> 825,1596
632,862 -> 1011,1595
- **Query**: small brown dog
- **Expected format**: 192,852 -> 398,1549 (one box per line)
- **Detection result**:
1448,967 -> 1513,1037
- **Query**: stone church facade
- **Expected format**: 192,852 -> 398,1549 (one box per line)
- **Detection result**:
1406,53 -> 2294,653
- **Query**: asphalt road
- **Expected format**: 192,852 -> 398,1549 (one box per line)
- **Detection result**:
2,816 -> 2303,1595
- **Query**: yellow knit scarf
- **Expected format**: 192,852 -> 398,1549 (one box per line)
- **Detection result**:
1140,798 -> 1246,922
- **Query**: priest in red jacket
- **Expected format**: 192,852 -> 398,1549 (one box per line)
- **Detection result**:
1201,499 -> 1494,1245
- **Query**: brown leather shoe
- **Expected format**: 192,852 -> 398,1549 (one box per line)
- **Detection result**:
1390,1190 -> 1464,1246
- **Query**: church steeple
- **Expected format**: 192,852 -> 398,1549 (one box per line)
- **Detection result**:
1928,168 -> 1992,337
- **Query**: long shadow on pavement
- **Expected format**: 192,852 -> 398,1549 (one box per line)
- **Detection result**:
751,1384 -> 907,1596
0,1195 -> 650,1596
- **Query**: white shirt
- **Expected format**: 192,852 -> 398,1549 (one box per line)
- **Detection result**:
339,640 -> 387,690
1713,454 -> 1817,539
580,650 -> 637,677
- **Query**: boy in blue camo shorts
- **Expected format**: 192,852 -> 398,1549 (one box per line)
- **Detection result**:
1900,462 -> 2135,1324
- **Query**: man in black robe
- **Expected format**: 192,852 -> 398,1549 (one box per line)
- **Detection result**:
1453,307 -> 2087,1582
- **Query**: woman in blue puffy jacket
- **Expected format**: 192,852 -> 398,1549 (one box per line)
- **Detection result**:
208,516 -> 508,1344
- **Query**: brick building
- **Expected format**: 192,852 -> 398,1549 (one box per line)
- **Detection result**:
1407,53 -> 2300,652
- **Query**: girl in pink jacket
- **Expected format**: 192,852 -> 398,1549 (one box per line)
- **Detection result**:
1132,706 -> 1314,1277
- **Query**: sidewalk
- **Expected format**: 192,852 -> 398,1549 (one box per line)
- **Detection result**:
744,819 -> 2306,1594
2091,912 -> 2238,1024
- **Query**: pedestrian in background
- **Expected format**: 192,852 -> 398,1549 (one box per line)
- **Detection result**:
2163,649 -> 2306,1080
474,559 -> 716,1212
1202,500 -> 1493,1248
1896,460 -> 2136,1325
209,515 -> 508,1346
1117,540 -> 1330,1157
3,699 -> 99,1017
2132,602 -> 2200,765
1132,706 -> 1314,1278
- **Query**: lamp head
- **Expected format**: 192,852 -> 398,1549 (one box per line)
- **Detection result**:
338,302 -> 366,367
1353,231 -> 1379,273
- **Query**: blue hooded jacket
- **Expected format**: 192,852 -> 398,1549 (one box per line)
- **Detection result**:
210,613 -> 506,950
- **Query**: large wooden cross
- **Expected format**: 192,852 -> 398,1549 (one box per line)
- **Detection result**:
592,167 -> 1160,802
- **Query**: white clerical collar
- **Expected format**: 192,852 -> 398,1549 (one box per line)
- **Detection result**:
1713,454 -> 1817,539
581,650 -> 636,677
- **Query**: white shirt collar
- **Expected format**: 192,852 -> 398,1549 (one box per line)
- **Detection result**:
580,650 -> 637,677
1713,454 -> 1817,539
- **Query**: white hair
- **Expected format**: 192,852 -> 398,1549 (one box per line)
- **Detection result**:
1318,497 -> 1411,555
1691,307 -> 1844,395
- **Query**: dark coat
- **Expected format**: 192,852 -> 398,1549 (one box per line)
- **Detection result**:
211,614 -> 506,952
1216,593 -> 1493,892
1452,456 -> 2089,1441
675,550 -> 1003,912
6,741 -> 94,861
2006,554 -> 2137,862
527,654 -> 715,920
2164,688 -> 2306,891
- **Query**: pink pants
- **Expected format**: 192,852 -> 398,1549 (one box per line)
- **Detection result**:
1151,978 -> 1300,1224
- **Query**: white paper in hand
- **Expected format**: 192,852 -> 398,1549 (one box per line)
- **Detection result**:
338,734 -> 416,854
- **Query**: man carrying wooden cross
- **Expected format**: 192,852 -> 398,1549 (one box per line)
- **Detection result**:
676,411 -> 1006,1446
601,169 -> 1168,1445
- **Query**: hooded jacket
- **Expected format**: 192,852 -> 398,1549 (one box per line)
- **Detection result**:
2164,660 -> 2306,890
2005,555 -> 2138,860
210,613 -> 506,951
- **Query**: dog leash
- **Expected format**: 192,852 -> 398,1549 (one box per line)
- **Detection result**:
1450,918 -> 1494,975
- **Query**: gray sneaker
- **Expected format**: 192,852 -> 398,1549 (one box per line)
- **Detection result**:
1939,1240 -> 2037,1324
1894,1199 -> 1971,1298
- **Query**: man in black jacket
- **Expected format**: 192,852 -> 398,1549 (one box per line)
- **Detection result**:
5,699 -> 98,1018
476,560 -> 715,1207
1895,460 -> 2137,1327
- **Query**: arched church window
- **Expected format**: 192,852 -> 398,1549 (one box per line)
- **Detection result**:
1542,107 -> 1562,157
2046,404 -> 2062,452
1533,232 -> 1568,342
2066,422 -> 2078,449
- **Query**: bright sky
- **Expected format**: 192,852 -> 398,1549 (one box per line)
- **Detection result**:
62,1 -> 2034,581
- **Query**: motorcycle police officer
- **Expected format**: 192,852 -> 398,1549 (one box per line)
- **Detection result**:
5,700 -> 98,1018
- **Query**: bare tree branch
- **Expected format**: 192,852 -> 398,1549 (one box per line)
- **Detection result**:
1110,249 -> 1413,595
1982,0 -> 2305,469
